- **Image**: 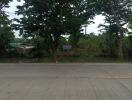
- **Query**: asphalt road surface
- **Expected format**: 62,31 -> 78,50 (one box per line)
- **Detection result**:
0,63 -> 132,100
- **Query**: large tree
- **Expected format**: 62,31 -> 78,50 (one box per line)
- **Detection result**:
0,0 -> 14,56
16,0 -> 97,61
99,0 -> 132,59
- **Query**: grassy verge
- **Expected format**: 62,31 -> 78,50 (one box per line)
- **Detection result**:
0,56 -> 132,63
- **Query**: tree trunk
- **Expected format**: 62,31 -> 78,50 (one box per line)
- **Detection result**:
52,47 -> 58,63
110,1 -> 124,60
118,32 -> 124,60
115,17 -> 124,60
51,36 -> 60,63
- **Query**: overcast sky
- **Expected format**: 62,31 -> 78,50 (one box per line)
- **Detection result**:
6,0 -> 105,37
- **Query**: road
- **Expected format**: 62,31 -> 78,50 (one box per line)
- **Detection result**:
0,63 -> 132,100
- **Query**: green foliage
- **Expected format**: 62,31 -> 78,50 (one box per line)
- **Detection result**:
0,0 -> 12,10
15,0 -> 97,60
100,33 -> 117,57
128,17 -> 132,29
0,0 -> 14,56
30,36 -> 51,57
59,36 -> 68,47
13,38 -> 25,43
69,32 -> 82,48
78,34 -> 103,56
0,0 -> 132,60
98,0 -> 132,58
124,32 -> 132,57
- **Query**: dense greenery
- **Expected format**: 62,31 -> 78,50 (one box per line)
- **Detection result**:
14,0 -> 98,61
98,0 -> 132,59
0,0 -> 14,56
78,33 -> 132,58
0,0 -> 132,61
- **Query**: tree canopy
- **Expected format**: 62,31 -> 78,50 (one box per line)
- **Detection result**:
98,0 -> 132,59
0,0 -> 14,56
0,0 -> 132,60
15,0 -> 98,60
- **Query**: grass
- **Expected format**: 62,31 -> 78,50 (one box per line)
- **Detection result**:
59,56 -> 132,63
0,56 -> 132,63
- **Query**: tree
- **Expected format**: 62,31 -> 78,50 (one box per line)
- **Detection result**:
0,0 -> 14,56
0,0 -> 12,11
99,20 -> 120,57
128,17 -> 132,29
99,0 -> 132,59
15,0 -> 97,61
78,33 -> 103,56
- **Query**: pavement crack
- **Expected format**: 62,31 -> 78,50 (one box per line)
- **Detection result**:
118,80 -> 132,96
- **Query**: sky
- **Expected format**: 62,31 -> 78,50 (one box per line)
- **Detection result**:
6,0 -> 105,37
